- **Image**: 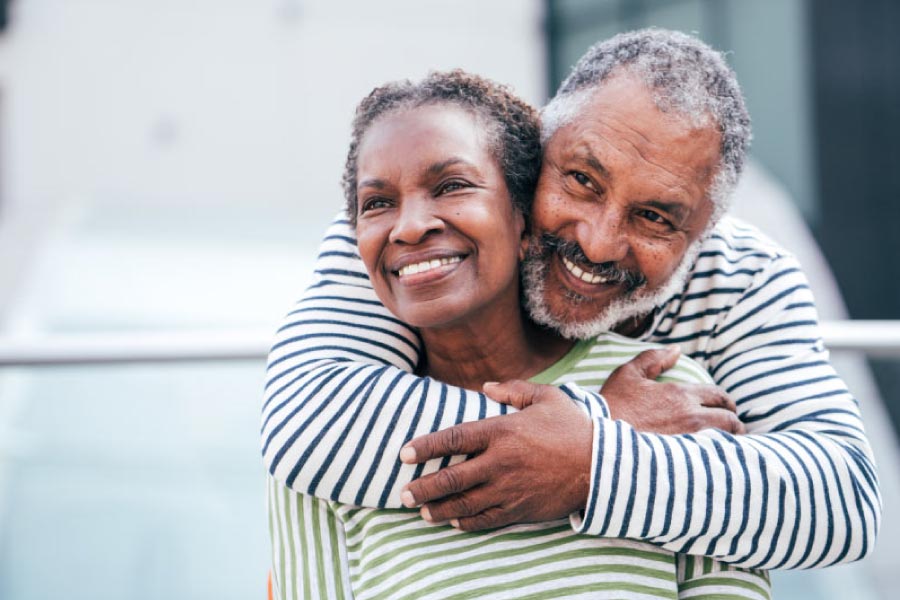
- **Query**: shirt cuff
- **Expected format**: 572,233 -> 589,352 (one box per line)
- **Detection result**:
570,414 -> 609,536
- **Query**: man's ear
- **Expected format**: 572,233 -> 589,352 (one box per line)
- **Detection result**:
518,213 -> 529,261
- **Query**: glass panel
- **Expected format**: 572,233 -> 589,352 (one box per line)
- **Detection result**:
0,362 -> 268,599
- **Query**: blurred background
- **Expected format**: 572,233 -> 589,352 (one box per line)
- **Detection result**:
0,0 -> 896,598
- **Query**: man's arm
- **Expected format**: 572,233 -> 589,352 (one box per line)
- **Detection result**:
401,252 -> 881,569
264,217 -> 880,569
262,217 -> 729,506
261,216 -> 598,508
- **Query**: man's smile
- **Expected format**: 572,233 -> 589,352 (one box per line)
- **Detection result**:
535,232 -> 647,295
562,256 -> 609,285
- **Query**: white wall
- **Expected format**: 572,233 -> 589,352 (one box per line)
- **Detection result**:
0,0 -> 545,220
0,0 -> 546,330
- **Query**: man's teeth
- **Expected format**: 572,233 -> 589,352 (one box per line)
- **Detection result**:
398,256 -> 462,277
562,256 -> 608,284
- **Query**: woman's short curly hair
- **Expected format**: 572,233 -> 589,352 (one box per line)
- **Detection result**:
342,69 -> 541,225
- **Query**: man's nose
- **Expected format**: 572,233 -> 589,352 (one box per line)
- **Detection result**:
389,198 -> 444,245
577,210 -> 629,265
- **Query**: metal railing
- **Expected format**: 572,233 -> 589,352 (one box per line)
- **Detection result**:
0,321 -> 899,367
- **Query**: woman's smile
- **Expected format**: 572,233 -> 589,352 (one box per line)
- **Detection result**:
354,104 -> 524,330
393,253 -> 465,280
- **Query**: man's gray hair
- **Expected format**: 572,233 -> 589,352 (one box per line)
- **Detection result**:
541,28 -> 751,220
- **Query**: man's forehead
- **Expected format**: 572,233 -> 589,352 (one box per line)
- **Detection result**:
549,73 -> 716,143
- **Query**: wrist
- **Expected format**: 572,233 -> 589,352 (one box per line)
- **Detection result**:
570,414 -> 601,533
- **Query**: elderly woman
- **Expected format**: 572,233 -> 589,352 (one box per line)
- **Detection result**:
267,71 -> 770,599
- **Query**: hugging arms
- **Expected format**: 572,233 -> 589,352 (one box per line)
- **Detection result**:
262,28 -> 880,582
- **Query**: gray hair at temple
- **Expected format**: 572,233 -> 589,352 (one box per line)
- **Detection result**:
541,28 -> 752,221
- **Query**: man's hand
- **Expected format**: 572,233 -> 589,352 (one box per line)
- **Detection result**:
399,381 -> 593,531
601,346 -> 745,435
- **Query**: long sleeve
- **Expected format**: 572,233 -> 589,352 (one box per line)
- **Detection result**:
268,475 -> 354,600
261,217 -> 880,570
262,216 -> 584,507
574,247 -> 881,569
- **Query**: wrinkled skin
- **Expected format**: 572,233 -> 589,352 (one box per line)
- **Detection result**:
399,75 -> 742,530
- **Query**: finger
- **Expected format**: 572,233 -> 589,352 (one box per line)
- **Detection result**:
623,346 -> 681,380
419,487 -> 496,523
695,385 -> 738,414
730,415 -> 747,435
697,407 -> 746,435
482,379 -> 542,410
400,420 -> 490,464
402,458 -> 490,507
450,505 -> 515,532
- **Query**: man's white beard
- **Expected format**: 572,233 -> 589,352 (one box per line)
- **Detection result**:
522,238 -> 703,340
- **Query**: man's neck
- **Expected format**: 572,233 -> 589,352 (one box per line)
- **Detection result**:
613,313 -> 654,338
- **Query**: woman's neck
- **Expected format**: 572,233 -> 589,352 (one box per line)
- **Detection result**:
418,303 -> 574,391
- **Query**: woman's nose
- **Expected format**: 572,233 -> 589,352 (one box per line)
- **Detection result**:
389,198 -> 444,245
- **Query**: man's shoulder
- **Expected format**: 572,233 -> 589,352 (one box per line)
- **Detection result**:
697,215 -> 792,267
681,215 -> 804,297
685,215 -> 803,288
647,216 -> 808,354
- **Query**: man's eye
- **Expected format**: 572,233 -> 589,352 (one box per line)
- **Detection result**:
638,209 -> 672,227
571,171 -> 597,192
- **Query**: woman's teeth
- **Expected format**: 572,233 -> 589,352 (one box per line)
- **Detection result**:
398,256 -> 462,277
563,256 -> 608,284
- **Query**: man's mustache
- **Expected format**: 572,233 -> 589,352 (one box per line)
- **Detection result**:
534,233 -> 647,292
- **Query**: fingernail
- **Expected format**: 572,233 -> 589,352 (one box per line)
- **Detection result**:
483,381 -> 499,389
400,490 -> 417,508
421,506 -> 433,522
667,345 -> 680,356
449,519 -> 460,529
399,446 -> 416,463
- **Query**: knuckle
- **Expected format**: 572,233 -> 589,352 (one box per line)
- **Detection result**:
723,394 -> 738,412
445,426 -> 466,455
418,436 -> 435,459
452,495 -> 476,516
711,390 -> 728,406
686,412 -> 703,432
661,383 -> 685,404
637,349 -> 656,361
436,467 -> 464,494
466,509 -> 502,531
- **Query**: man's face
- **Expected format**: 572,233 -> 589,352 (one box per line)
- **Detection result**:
524,74 -> 721,338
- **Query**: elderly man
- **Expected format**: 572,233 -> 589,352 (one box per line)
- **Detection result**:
262,27 -> 880,578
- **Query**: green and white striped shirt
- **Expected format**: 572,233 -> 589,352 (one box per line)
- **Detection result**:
269,334 -> 771,599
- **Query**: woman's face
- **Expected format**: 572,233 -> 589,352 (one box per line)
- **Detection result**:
355,104 -> 525,330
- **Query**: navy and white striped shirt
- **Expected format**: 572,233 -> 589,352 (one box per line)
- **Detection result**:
261,215 -> 881,570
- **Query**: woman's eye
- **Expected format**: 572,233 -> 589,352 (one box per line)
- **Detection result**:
360,197 -> 391,213
437,180 -> 470,195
